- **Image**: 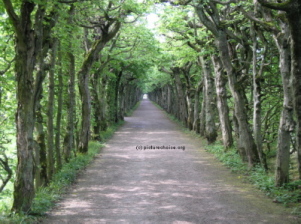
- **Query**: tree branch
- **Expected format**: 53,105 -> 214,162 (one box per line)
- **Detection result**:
0,152 -> 12,193
59,0 -> 89,3
257,0 -> 291,11
238,5 -> 279,33
159,0 -> 193,6
195,3 -> 219,36
187,41 -> 201,52
2,0 -> 19,30
212,0 -> 237,5
0,58 -> 15,76
159,67 -> 173,75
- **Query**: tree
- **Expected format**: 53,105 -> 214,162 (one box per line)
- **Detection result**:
258,0 -> 301,182
76,2 -> 122,153
194,1 -> 260,167
240,0 -> 292,185
2,0 -> 59,213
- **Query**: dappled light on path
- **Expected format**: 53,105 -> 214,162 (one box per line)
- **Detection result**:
44,99 -> 297,224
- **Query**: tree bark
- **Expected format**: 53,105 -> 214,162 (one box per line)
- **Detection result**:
287,2 -> 301,181
193,81 -> 202,133
34,103 -> 47,188
199,87 -> 206,137
64,15 -> 76,161
211,55 -> 233,148
274,19 -> 294,186
55,44 -> 63,170
61,6 -> 76,163
251,24 -> 268,169
46,39 -> 58,180
171,67 -> 188,126
199,56 -> 217,144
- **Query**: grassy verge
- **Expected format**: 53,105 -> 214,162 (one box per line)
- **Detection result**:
205,142 -> 301,215
125,101 -> 140,117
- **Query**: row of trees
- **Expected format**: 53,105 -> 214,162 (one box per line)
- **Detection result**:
0,0 -> 156,214
148,0 -> 301,188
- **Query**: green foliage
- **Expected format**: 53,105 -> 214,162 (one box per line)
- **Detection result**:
249,166 -> 301,206
143,66 -> 171,93
249,166 -> 275,192
157,5 -> 200,66
205,144 -> 247,173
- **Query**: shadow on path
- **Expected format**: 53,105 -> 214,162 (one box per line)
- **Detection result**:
43,99 -> 298,224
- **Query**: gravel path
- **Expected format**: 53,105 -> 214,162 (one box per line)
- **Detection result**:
43,99 -> 298,224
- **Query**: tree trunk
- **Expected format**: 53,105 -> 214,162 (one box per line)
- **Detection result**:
46,40 -> 58,179
62,5 -> 75,161
193,81 -> 202,133
6,1 -> 37,213
199,87 -> 206,137
287,2 -> 301,181
211,55 -> 233,148
78,68 -> 92,153
251,25 -> 268,169
100,76 -> 108,130
91,74 -> 102,140
91,73 -> 108,140
218,33 -> 259,166
64,47 -> 76,161
171,67 -> 188,126
273,20 -> 294,186
55,46 -> 63,169
113,71 -> 122,123
199,56 -> 217,144
118,83 -> 125,121
35,103 -> 47,188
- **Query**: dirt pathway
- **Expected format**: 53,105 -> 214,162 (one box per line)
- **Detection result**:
43,99 -> 298,224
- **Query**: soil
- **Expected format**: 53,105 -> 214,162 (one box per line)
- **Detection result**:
42,99 -> 299,224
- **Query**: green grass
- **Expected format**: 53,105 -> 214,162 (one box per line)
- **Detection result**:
205,143 -> 247,173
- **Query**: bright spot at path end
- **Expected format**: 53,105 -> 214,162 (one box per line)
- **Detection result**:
143,94 -> 148,99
